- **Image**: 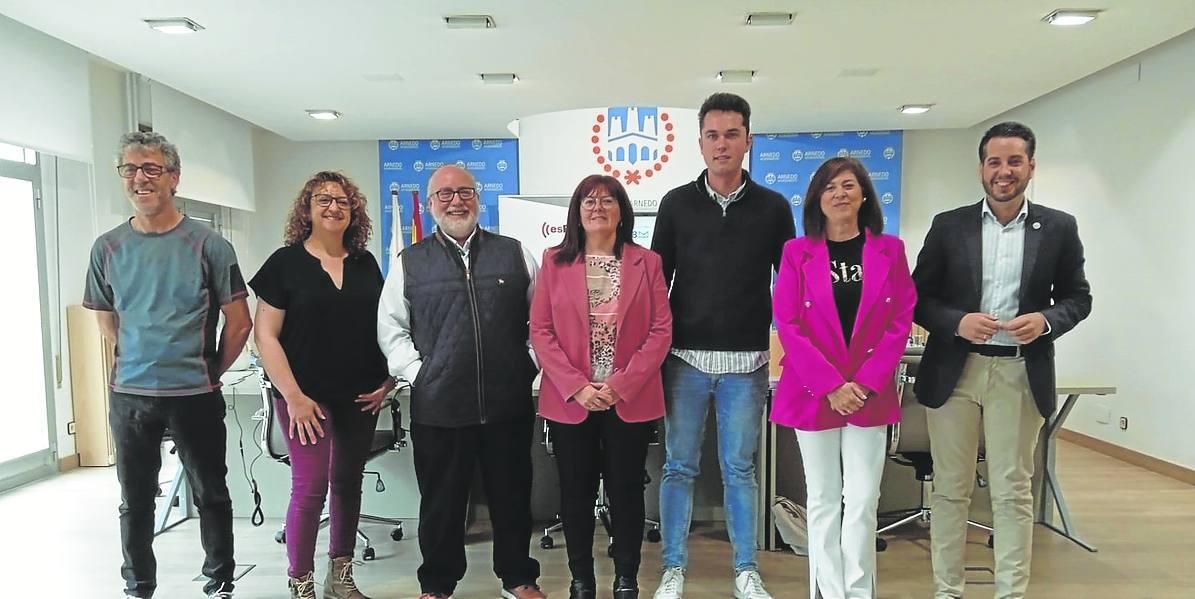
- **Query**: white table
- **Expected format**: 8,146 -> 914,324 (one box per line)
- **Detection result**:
1035,384 -> 1117,552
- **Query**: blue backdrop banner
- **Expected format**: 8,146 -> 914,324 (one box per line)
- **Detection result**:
378,138 -> 519,274
750,131 -> 903,236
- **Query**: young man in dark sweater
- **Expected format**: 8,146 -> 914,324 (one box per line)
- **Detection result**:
650,93 -> 795,599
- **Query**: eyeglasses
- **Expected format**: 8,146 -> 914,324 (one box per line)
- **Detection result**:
312,194 -> 355,209
581,196 -> 618,210
431,187 -> 478,203
116,163 -> 172,179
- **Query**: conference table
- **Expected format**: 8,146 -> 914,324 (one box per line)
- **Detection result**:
1037,383 -> 1118,553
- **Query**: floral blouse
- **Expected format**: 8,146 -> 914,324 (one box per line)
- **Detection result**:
586,255 -> 621,381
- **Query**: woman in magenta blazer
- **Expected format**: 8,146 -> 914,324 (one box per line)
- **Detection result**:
531,174 -> 672,599
771,157 -> 915,599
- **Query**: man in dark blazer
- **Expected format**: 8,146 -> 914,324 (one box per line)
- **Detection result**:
912,121 -> 1092,599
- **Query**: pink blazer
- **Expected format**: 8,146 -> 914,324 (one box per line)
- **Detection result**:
770,232 -> 916,431
531,244 -> 672,424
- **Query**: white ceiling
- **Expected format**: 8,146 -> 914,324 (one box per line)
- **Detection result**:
3,1 -> 1194,141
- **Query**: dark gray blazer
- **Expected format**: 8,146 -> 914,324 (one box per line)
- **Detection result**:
911,200 -> 1092,417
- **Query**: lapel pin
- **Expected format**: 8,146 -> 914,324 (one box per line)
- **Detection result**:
1032,221 -> 1041,230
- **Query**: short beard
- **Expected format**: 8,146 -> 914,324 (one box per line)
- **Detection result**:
984,179 -> 1028,203
435,214 -> 479,241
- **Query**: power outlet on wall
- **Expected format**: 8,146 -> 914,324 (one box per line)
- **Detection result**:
66,421 -> 76,435
1118,417 -> 1129,431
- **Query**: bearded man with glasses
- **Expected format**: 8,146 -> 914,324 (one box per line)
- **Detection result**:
86,131 -> 252,599
377,164 -> 545,599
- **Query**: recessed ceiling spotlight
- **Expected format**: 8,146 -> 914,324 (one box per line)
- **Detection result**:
445,15 -> 496,29
306,110 -> 341,121
745,12 -> 794,26
718,70 -> 755,84
480,73 -> 519,85
899,104 -> 934,115
1042,9 -> 1100,27
144,17 -> 204,35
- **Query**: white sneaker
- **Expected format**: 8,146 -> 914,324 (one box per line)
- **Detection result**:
733,570 -> 772,599
207,581 -> 234,599
652,567 -> 685,599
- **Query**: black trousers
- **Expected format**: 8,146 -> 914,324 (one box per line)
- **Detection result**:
411,416 -> 540,595
549,410 -> 653,580
108,391 -> 235,598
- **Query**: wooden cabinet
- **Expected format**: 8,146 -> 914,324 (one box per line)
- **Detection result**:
66,305 -> 115,466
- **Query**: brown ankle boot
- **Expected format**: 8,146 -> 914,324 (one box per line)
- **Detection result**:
323,556 -> 371,599
288,572 -> 317,599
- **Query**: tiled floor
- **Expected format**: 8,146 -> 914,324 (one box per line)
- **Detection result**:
2,440 -> 1193,598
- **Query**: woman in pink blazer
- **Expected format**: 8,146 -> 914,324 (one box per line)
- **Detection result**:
530,174 -> 672,599
771,157 -> 916,599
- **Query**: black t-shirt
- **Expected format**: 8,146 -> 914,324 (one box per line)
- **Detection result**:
248,244 -> 389,402
827,234 -> 865,346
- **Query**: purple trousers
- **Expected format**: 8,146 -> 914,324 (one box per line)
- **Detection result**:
275,395 -> 379,576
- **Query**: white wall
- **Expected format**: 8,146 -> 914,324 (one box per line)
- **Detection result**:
899,29 -> 1195,470
248,130 -> 380,276
0,14 -> 92,162
152,81 -> 257,212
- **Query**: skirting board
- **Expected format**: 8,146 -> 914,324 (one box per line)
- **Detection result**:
1058,429 -> 1195,486
57,454 -> 80,472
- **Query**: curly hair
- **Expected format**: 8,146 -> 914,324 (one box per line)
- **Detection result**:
283,171 -> 372,254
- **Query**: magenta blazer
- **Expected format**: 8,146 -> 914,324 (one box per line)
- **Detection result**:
770,232 -> 916,432
531,243 -> 672,424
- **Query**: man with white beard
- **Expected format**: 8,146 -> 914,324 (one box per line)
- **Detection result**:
377,165 -> 544,599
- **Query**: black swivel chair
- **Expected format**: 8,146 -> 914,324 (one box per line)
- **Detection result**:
876,351 -> 993,552
256,366 -> 407,560
538,418 -> 663,555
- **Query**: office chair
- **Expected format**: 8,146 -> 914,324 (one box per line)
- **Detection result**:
538,418 -> 662,556
256,366 -> 407,561
876,351 -> 993,552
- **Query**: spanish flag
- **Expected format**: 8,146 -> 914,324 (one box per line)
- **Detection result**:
411,189 -> 424,244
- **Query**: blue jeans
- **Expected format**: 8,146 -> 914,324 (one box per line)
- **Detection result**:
659,355 -> 768,572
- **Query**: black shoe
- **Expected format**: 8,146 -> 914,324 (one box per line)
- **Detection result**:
612,575 -> 638,599
568,579 -> 596,599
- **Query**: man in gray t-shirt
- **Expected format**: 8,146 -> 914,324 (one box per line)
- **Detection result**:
84,131 -> 252,599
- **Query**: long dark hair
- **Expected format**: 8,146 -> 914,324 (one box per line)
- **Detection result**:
802,157 -> 883,240
553,174 -> 636,264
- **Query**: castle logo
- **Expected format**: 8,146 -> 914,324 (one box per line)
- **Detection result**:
591,106 -> 674,186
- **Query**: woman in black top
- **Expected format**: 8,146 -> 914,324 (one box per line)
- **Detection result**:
250,171 -> 393,599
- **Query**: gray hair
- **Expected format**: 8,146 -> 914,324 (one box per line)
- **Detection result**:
425,164 -> 478,205
118,131 -> 181,171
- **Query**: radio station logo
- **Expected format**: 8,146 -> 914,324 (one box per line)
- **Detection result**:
541,222 -> 568,238
591,106 -> 674,186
